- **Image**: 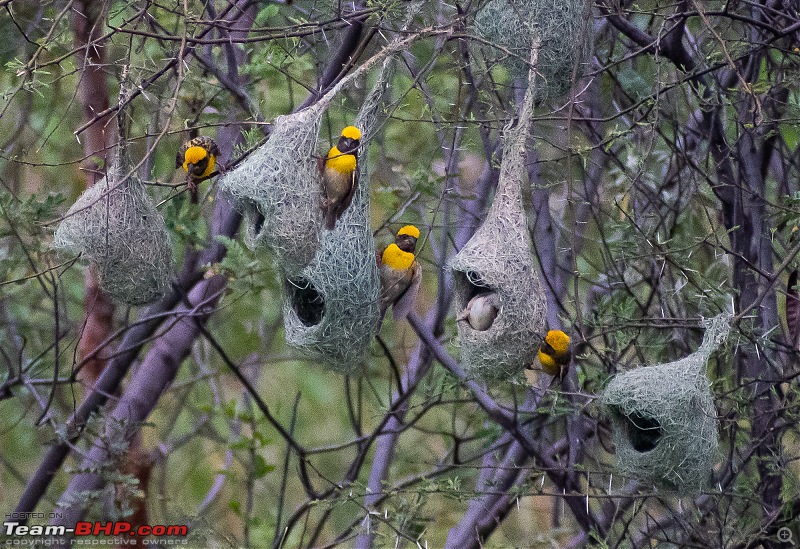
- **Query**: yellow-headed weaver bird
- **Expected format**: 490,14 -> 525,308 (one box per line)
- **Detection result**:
175,136 -> 221,191
533,330 -> 572,376
320,126 -> 360,230
457,291 -> 500,331
524,329 -> 571,389
378,225 -> 422,325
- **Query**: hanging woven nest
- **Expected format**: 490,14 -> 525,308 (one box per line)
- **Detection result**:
53,96 -> 173,306
219,25 -> 417,275
473,0 -> 592,100
282,60 -> 395,374
601,313 -> 731,493
450,40 -> 547,381
54,172 -> 173,306
220,107 -> 323,273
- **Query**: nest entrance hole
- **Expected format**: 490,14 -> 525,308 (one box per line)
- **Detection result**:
614,408 -> 663,453
245,202 -> 265,238
454,270 -> 499,331
287,277 -> 325,327
253,212 -> 265,237
455,270 -> 492,302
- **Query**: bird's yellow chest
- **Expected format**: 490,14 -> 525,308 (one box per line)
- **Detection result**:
382,244 -> 415,271
537,349 -> 558,373
326,146 -> 357,174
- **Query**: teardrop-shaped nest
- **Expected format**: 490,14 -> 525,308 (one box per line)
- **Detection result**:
450,197 -> 547,380
54,169 -> 173,306
450,65 -> 547,381
601,313 -> 731,493
220,108 -> 323,274
472,0 -> 593,100
282,192 -> 380,373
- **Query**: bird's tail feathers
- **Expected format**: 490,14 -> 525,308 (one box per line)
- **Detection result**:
323,207 -> 336,230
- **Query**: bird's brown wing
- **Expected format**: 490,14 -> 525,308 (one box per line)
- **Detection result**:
392,261 -> 421,320
342,168 -> 358,211
524,355 -> 551,390
330,169 -> 358,226
175,146 -> 186,169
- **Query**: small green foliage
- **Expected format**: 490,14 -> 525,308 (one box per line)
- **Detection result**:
163,193 -> 207,247
0,188 -> 64,241
474,423 -> 504,447
254,4 -> 279,27
213,235 -> 276,294
441,476 -> 463,499
251,454 -> 275,478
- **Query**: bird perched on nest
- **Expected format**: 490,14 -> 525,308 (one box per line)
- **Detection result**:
378,225 -> 422,325
525,329 -> 571,387
176,136 -> 221,191
320,126 -> 360,230
457,291 -> 500,331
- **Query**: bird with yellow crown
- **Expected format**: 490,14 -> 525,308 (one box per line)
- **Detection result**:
176,136 -> 221,192
525,329 -> 572,388
320,126 -> 361,230
378,225 -> 422,325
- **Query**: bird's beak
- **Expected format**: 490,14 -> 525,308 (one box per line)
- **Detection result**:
187,163 -> 195,174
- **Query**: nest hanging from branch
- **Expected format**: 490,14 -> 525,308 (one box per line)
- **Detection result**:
219,19 -> 419,275
282,59 -> 395,374
601,313 -> 731,493
54,90 -> 173,306
219,107 -> 324,274
473,0 -> 593,100
450,39 -> 547,381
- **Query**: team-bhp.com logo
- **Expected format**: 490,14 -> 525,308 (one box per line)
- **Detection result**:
4,521 -> 188,544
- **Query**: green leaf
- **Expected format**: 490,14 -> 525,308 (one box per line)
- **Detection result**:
251,455 -> 274,478
229,436 -> 251,451
255,5 -> 279,26
228,500 -> 241,515
782,124 -> 799,152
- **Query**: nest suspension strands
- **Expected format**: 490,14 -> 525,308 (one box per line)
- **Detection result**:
473,0 -> 592,100
282,59 -> 393,374
53,91 -> 173,306
601,313 -> 732,494
450,39 -> 547,381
